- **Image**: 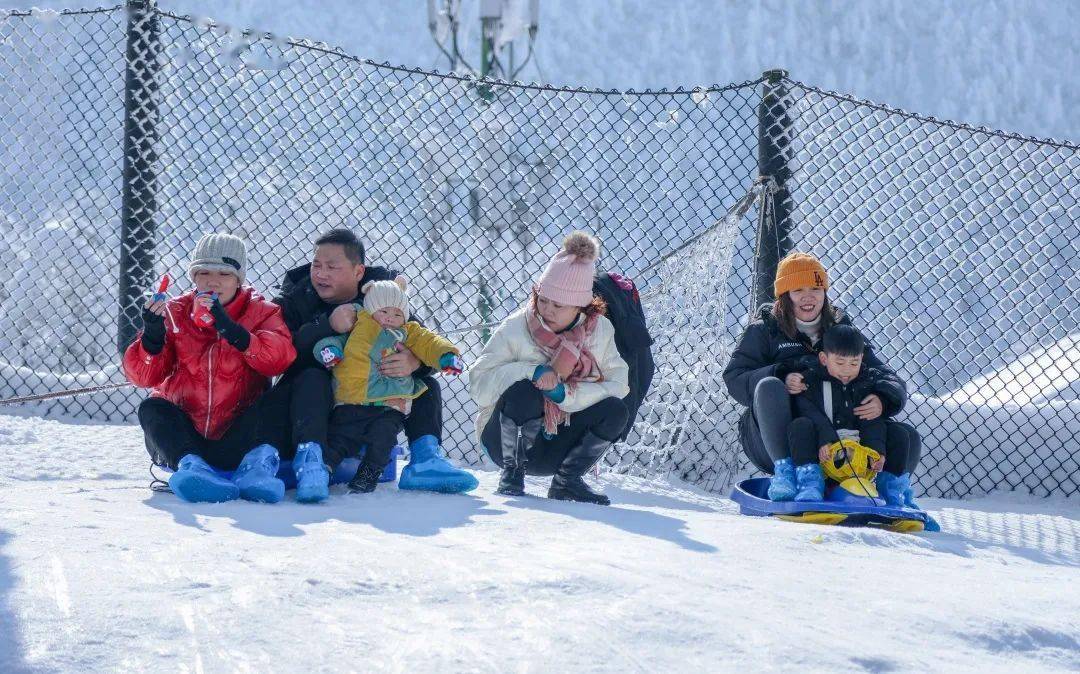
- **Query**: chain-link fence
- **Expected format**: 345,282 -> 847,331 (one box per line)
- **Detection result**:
0,3 -> 1076,498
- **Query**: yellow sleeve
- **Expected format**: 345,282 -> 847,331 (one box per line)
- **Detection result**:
343,311 -> 381,353
403,322 -> 460,368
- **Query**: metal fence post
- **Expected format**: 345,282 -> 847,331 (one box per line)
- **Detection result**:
117,0 -> 161,353
753,68 -> 794,309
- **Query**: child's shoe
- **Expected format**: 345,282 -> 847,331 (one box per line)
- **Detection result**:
347,462 -> 384,494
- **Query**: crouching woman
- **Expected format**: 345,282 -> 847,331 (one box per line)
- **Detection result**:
469,232 -> 629,505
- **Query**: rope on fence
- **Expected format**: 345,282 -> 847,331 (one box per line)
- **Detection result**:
0,382 -> 132,406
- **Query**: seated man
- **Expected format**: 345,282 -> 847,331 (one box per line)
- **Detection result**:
262,228 -> 478,502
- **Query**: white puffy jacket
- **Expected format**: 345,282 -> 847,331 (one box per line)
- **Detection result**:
468,307 -> 630,442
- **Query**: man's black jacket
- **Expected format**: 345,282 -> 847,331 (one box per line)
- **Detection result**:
273,263 -> 404,379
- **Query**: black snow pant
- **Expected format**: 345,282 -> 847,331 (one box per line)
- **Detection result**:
259,366 -> 443,460
739,377 -> 922,475
787,416 -> 920,475
325,404 -> 406,470
481,380 -> 628,476
139,397 -> 265,471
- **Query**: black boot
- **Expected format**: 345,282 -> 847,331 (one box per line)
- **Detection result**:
496,414 -> 541,496
348,462 -> 384,494
548,432 -> 613,506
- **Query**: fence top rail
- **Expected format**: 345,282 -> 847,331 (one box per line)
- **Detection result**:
155,8 -> 766,98
783,77 -> 1080,151
0,4 -> 123,17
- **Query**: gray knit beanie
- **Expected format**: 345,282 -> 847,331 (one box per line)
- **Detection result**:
188,232 -> 246,284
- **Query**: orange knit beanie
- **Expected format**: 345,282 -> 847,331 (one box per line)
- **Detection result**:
774,252 -> 829,298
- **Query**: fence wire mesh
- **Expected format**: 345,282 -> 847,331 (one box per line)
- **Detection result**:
0,4 -> 1076,498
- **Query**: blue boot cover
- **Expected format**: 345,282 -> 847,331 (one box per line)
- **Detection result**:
898,473 -> 941,531
767,457 -> 797,502
875,471 -> 905,507
169,454 -> 239,503
794,463 -> 825,502
294,441 -> 330,503
232,444 -> 285,503
398,435 -> 479,493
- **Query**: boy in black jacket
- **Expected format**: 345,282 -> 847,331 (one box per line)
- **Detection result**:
784,325 -> 912,503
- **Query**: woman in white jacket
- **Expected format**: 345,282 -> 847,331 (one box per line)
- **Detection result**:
469,232 -> 630,505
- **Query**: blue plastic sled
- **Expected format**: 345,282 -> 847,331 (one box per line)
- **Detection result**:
730,477 -> 930,533
160,445 -> 403,489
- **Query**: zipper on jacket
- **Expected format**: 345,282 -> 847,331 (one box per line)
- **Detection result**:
204,343 -> 216,436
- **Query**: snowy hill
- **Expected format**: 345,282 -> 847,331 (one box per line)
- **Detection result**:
1,411 -> 1078,673
12,0 -> 1078,141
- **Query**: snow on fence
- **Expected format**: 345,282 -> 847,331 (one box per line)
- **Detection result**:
0,3 -> 1076,499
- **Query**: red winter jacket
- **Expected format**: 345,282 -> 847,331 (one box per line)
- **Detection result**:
123,287 -> 296,439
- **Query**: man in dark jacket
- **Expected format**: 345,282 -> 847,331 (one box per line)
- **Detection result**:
260,228 -> 478,502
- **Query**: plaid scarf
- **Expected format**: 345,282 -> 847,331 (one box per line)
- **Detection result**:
525,301 -> 603,435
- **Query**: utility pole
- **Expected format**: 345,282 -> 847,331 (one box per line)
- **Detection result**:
427,0 -> 542,342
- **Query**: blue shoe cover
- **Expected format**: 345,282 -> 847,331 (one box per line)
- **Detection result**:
169,454 -> 239,503
875,471 -> 905,507
794,463 -> 825,502
294,441 -> 330,503
896,473 -> 940,531
398,435 -> 479,493
767,457 -> 797,501
232,444 -> 285,503
898,473 -> 922,509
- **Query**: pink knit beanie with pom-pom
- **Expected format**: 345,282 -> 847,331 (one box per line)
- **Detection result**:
536,231 -> 600,307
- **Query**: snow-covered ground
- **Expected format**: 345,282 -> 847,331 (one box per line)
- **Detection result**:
1,411 -> 1077,673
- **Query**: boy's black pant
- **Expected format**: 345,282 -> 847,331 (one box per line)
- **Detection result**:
259,366 -> 443,460
325,404 -> 406,470
480,380 -> 628,476
787,416 -> 920,475
138,397 -> 264,471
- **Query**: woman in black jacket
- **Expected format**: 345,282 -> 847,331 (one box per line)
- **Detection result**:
722,252 -> 921,504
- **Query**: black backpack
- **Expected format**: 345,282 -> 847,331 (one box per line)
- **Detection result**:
593,271 -> 656,442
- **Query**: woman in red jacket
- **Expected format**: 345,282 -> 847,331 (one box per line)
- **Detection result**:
123,233 -> 296,503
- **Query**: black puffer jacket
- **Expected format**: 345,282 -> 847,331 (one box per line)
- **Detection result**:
273,263 -> 400,378
793,360 -> 888,453
722,303 -> 907,417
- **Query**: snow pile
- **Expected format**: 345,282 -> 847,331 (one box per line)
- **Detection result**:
0,411 -> 1077,673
